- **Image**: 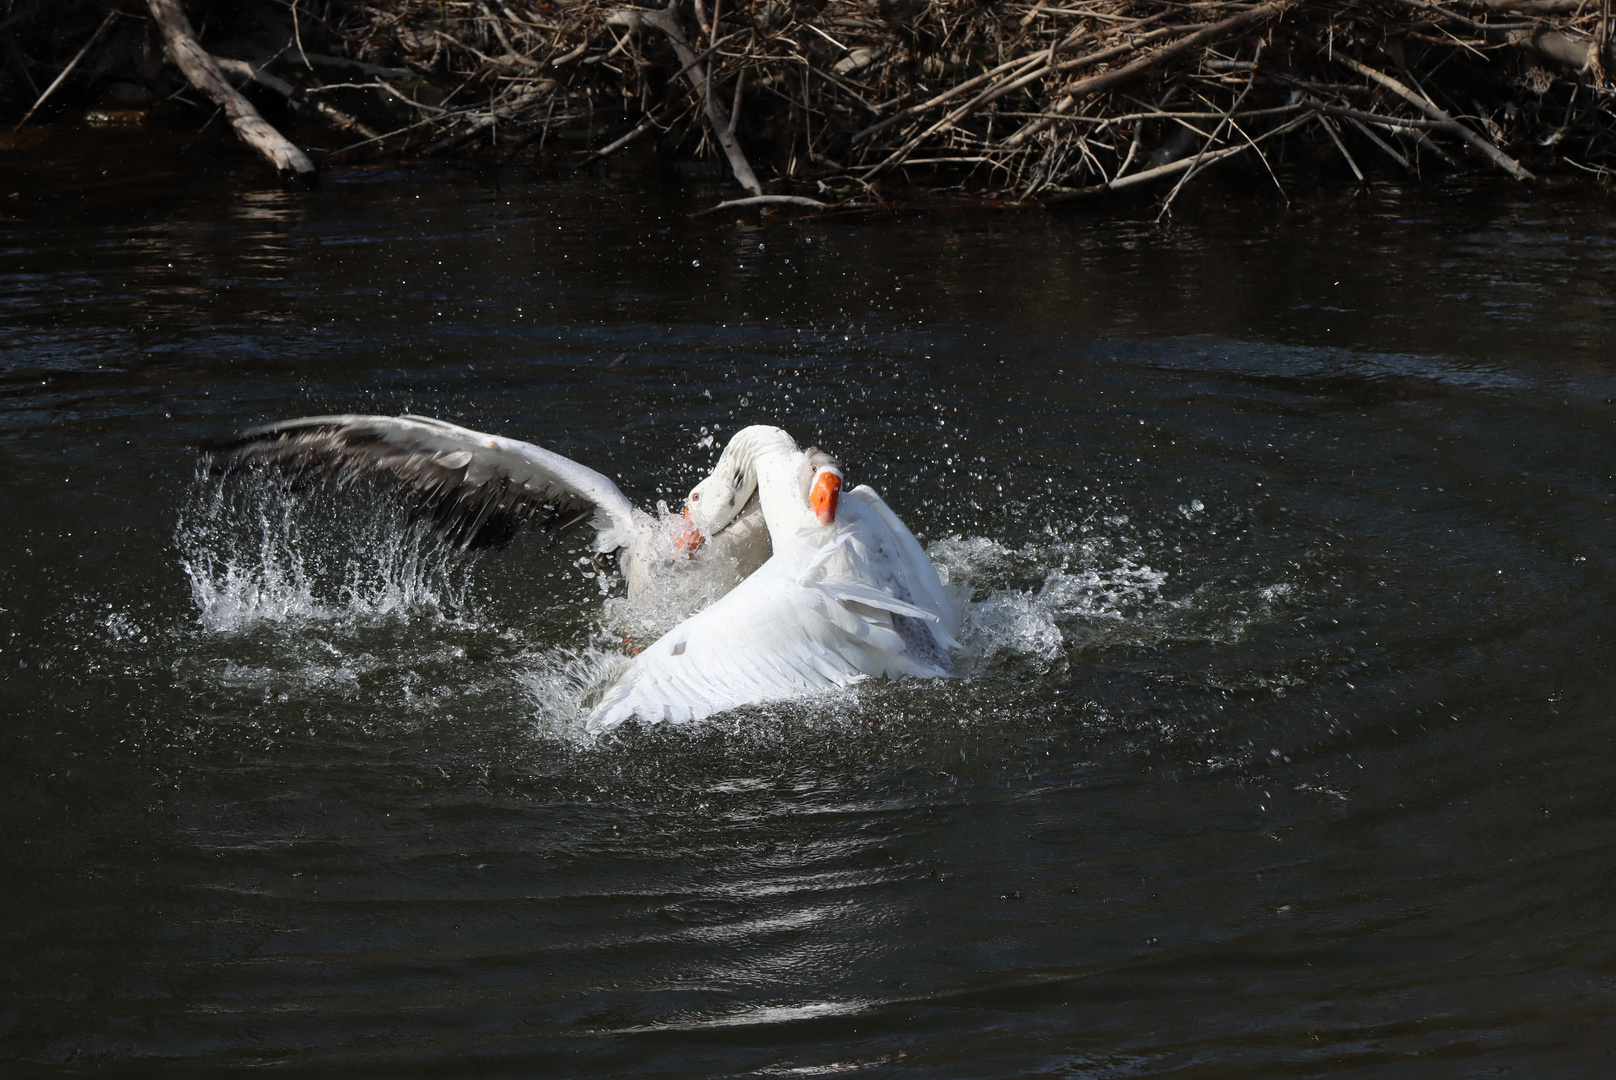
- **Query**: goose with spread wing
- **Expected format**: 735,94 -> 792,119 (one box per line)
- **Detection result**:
588,425 -> 961,731
200,414 -> 772,603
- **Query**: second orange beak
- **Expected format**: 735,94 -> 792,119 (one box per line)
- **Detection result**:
675,504 -> 705,554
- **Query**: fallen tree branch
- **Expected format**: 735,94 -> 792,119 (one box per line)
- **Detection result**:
610,3 -> 762,196
1466,0 -> 1582,11
147,0 -> 316,179
1042,109 -> 1312,202
214,58 -> 381,142
1311,101 -> 1450,131
299,53 -> 419,82
693,194 -> 830,214
853,51 -> 1049,144
861,24 -> 1190,179
1343,112 -> 1415,173
1156,45 -> 1266,217
1316,111 -> 1366,183
419,86 -> 546,154
581,112 -> 662,163
849,15 -> 1182,146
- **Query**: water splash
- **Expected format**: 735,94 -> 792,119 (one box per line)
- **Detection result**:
516,645 -> 632,741
171,469 -> 1296,740
175,469 -> 481,633
930,533 -> 1171,672
599,500 -> 759,644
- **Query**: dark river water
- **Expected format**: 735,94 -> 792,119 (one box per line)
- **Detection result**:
5,129 -> 1616,1076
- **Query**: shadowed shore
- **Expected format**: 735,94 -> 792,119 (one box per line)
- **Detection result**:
6,0 -> 1615,208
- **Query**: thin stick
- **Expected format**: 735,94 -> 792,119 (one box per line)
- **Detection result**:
13,10 -> 119,131
1005,1 -> 1295,148
537,92 -> 557,156
850,13 -> 1176,146
861,26 -> 1184,180
290,0 -> 313,69
1156,46 -> 1262,220
853,50 -> 1049,143
1344,113 -> 1415,173
581,110 -> 659,161
1316,111 -> 1366,182
622,3 -> 762,196
1311,102 -> 1452,131
1017,104 -> 1305,124
215,57 -> 381,141
1043,111 -> 1311,202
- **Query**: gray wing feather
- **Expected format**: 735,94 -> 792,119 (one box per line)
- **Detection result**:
201,414 -> 639,553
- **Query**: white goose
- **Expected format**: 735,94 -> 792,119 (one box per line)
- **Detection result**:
202,417 -> 960,729
588,425 -> 961,731
200,414 -> 773,605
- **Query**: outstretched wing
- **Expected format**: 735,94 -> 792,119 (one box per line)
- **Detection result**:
201,414 -> 639,554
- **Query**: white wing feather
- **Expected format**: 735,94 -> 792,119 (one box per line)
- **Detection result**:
589,483 -> 958,731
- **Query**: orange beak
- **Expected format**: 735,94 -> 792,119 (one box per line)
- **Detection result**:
810,471 -> 841,525
675,504 -> 705,554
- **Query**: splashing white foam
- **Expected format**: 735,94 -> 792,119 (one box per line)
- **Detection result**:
517,645 -> 632,741
599,500 -> 759,644
930,533 -> 1170,671
176,471 -> 479,632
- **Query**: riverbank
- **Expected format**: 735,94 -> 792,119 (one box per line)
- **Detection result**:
5,1 -> 1615,209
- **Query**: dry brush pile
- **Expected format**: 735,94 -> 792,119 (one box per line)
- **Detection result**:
7,0 -> 1616,208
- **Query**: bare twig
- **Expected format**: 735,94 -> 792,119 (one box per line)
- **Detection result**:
1343,113 -> 1416,172
1044,110 -> 1312,202
1316,112 -> 1367,182
1331,52 -> 1534,179
1157,45 -> 1264,218
581,106 -> 673,162
1005,1 -> 1295,148
612,3 -> 763,195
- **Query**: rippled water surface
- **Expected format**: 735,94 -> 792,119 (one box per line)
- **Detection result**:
5,131 -> 1616,1076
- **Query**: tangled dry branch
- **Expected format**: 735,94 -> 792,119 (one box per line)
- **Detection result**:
8,0 -> 1616,204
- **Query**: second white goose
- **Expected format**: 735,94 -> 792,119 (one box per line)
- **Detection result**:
589,425 -> 960,731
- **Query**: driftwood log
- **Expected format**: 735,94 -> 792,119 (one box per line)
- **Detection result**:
146,0 -> 316,180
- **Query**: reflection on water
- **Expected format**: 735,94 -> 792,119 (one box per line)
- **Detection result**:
3,129 -> 1616,1075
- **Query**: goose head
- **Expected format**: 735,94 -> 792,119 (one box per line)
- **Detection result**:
676,426 -> 777,551
676,426 -> 842,550
807,461 -> 842,525
677,468 -> 748,553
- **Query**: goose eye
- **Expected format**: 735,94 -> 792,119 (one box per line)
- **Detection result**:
690,491 -> 701,502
